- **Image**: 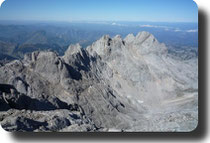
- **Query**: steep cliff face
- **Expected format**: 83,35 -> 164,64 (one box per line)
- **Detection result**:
0,31 -> 198,132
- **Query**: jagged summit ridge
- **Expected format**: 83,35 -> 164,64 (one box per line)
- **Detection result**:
124,31 -> 154,44
87,31 -> 167,57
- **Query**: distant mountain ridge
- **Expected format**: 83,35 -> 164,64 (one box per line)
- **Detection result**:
0,23 -> 198,63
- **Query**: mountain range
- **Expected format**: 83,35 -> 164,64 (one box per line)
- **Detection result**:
0,31 -> 198,132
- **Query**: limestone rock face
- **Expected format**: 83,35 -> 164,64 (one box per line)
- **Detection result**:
0,31 -> 198,132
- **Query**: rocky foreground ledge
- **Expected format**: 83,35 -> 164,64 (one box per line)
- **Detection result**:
0,31 -> 198,132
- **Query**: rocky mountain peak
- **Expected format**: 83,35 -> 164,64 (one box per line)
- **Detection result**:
124,31 -> 154,44
65,43 -> 82,56
125,31 -> 167,55
87,31 -> 167,58
101,35 -> 111,41
136,31 -> 152,40
124,33 -> 135,43
113,35 -> 122,40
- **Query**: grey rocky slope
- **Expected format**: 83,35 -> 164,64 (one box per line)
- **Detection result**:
0,31 -> 198,132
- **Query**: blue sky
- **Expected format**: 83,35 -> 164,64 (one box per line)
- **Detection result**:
0,0 -> 198,22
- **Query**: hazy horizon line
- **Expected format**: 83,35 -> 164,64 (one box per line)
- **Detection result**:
0,19 -> 198,24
